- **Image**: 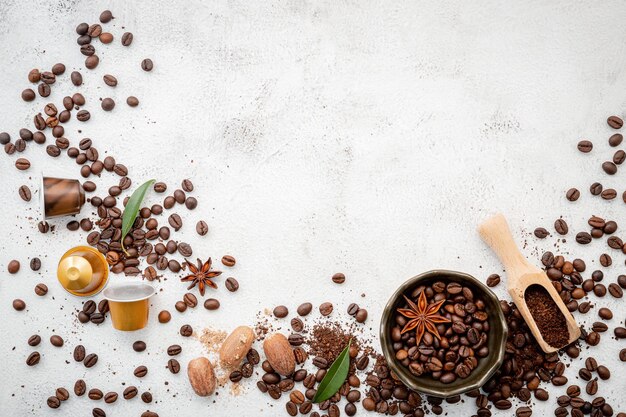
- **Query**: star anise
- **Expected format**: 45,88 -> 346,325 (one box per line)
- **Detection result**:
397,291 -> 450,345
181,257 -> 222,296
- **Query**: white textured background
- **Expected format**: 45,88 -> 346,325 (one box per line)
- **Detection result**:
0,0 -> 625,416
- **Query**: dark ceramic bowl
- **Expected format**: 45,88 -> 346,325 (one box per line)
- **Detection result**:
380,270 -> 507,398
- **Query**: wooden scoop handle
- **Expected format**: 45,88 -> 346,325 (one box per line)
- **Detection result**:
477,214 -> 541,287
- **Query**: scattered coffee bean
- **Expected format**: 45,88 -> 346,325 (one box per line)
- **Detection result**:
133,341 -> 147,352
50,335 -> 64,347
590,182 -> 603,195
101,98 -> 115,111
34,283 -> 48,296
204,298 -> 220,310
134,365 -> 148,377
30,257 -> 41,271
28,335 -> 41,346
554,219 -> 568,235
141,59 -> 154,71
225,277 -> 239,292
158,310 -> 171,323
13,299 -> 25,310
609,133 -> 623,146
123,386 -> 138,399
602,161 -> 617,175
534,227 -> 549,238
319,302 -> 333,316
607,115 -> 623,129
180,324 -> 193,337
127,96 -> 139,107
577,140 -> 593,152
84,353 -> 98,368
26,351 -> 40,366
274,305 -> 289,318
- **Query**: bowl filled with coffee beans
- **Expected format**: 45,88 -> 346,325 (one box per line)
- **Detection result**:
380,269 -> 507,397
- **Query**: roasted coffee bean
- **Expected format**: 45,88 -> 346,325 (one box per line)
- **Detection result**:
534,227 -> 549,238
101,98 -> 115,111
291,317 -> 304,332
133,341 -> 146,352
84,353 -> 98,368
74,379 -> 86,396
319,302 -> 333,316
167,358 -> 180,374
92,407 -> 106,417
221,255 -> 236,267
576,232 -> 592,244
609,132 -> 623,146
603,161 -> 618,175
26,351 -> 40,366
355,308 -> 368,323
71,70 -> 83,86
134,365 -> 148,377
178,242 -> 192,257
123,386 -> 138,399
175,301 -> 187,312
486,274 -> 500,287
598,307 -> 613,319
332,272 -> 346,284
185,196 -> 197,209
74,345 -> 86,361
273,305 -> 289,318
83,300 -> 97,314
590,182 -> 603,195
596,365 -> 610,379
8,260 -> 20,274
141,59 -> 154,71
204,298 -> 220,310
599,253 -> 612,267
77,110 -> 91,121
608,115 -> 623,129
104,392 -> 118,404
614,150 -> 626,165
167,345 -> 182,356
50,335 -> 64,347
230,370 -> 243,382
607,236 -> 623,249
586,378 -> 598,395
15,158 -> 31,170
347,302 -> 359,316
30,257 -> 42,271
21,88 -> 36,101
180,324 -> 193,337
163,196 -> 175,208
608,283 -> 623,298
196,220 -> 208,236
289,333 -> 305,346
173,189 -> 186,203
154,182 -> 167,193
126,96 -> 139,107
601,188 -> 617,199
225,277 -> 239,292
12,299 -> 25,311
554,219 -> 568,235
297,302 -> 313,316
168,213 -> 182,230
28,335 -> 41,346
183,292 -> 198,308
47,396 -> 60,409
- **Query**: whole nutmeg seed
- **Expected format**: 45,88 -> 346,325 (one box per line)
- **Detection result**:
187,357 -> 216,397
262,333 -> 295,376
219,326 -> 255,369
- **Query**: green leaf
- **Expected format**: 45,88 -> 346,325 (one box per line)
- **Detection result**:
121,179 -> 155,255
312,339 -> 351,403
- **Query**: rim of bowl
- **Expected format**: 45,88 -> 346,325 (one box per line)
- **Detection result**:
379,269 -> 508,397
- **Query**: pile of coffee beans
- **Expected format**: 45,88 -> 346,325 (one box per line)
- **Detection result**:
391,281 -> 490,384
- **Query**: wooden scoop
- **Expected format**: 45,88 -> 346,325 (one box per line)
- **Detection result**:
478,213 -> 580,353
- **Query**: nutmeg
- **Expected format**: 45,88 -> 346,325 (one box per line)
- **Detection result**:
219,325 -> 255,369
187,357 -> 216,396
262,333 -> 295,376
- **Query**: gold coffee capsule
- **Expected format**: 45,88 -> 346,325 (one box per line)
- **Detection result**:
41,176 -> 85,219
103,283 -> 156,331
57,246 -> 109,297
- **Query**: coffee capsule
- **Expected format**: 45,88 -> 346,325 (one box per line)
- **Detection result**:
41,176 -> 85,218
57,246 -> 109,297
103,283 -> 156,331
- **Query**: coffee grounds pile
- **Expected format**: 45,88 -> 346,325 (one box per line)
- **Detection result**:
307,322 -> 357,363
524,284 -> 570,348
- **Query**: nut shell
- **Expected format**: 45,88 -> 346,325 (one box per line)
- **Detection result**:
219,325 -> 255,369
263,333 -> 295,376
187,357 -> 216,396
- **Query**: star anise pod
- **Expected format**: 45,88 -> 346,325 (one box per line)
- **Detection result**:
397,291 -> 450,345
181,257 -> 222,296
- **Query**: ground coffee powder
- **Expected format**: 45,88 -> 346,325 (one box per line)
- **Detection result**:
524,285 -> 569,348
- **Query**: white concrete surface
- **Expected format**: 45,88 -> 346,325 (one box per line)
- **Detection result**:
0,0 -> 625,415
